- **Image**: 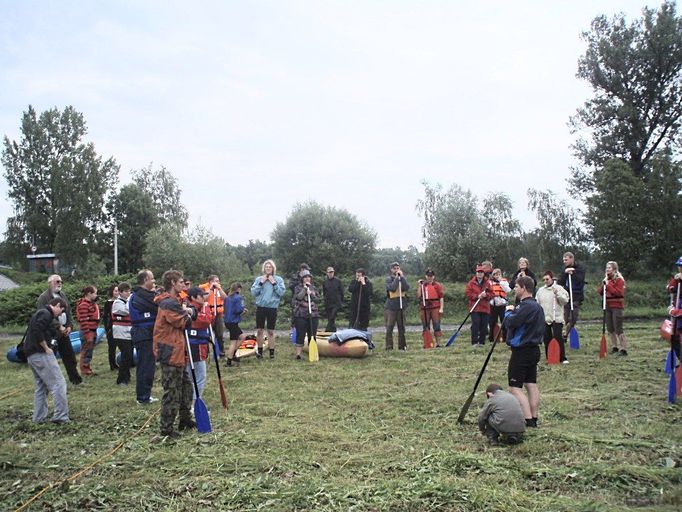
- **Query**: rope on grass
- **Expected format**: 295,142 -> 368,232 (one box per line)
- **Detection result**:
0,389 -> 21,401
14,408 -> 160,512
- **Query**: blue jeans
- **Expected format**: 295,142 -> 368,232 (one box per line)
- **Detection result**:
27,352 -> 69,422
185,360 -> 207,400
135,339 -> 156,402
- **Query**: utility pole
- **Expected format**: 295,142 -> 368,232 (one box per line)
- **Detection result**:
113,218 -> 119,276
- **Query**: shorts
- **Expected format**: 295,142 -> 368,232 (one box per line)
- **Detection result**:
605,308 -> 623,335
508,345 -> 541,388
225,322 -> 243,341
255,307 -> 278,330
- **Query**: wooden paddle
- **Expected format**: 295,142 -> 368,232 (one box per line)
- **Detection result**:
209,324 -> 228,410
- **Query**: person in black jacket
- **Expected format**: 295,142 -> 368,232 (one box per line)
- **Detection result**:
556,252 -> 586,337
102,284 -> 120,371
129,269 -> 159,405
509,258 -> 537,305
348,268 -> 373,331
322,266 -> 344,332
25,298 -> 70,424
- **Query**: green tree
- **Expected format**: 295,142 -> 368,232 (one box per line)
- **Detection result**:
370,246 -> 424,276
229,239 -> 274,273
131,164 -> 188,227
1,105 -> 119,266
271,202 -> 377,276
570,1 -> 682,193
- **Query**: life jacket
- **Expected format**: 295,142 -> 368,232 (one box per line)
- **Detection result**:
201,284 -> 224,314
490,281 -> 507,299
129,292 -> 157,328
420,282 -> 442,308
111,299 -> 132,327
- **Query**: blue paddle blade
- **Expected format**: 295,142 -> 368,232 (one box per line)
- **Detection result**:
569,328 -> 580,350
194,398 -> 212,434
669,371 -> 677,404
445,331 -> 459,347
665,351 -> 675,375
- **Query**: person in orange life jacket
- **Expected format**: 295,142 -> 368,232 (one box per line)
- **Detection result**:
130,269 -> 159,405
178,278 -> 190,304
76,286 -> 100,376
200,275 -> 227,355
598,261 -> 628,356
488,268 -> 510,342
509,258 -> 537,305
153,270 -> 194,437
293,271 -> 320,360
385,262 -> 409,351
535,271 -> 570,363
465,265 -> 494,347
666,255 -> 682,361
185,287 -> 214,405
112,282 -> 133,386
36,274 -> 81,385
102,284 -> 119,371
224,282 -> 247,367
416,269 -> 444,348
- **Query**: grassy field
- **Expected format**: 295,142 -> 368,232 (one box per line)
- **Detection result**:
0,320 -> 680,511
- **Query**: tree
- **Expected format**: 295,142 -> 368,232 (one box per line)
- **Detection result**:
229,239 -> 274,274
570,1 -> 682,194
370,246 -> 424,276
271,202 -> 377,276
481,193 -> 524,272
131,164 -> 188,228
2,105 -> 119,266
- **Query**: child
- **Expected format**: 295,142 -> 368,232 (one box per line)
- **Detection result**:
76,286 -> 100,376
185,287 -> 213,404
113,282 -> 133,385
224,282 -> 247,367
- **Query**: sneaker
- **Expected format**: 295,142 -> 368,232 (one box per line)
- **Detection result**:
619,349 -> 628,356
611,347 -> 619,354
399,347 -> 407,352
561,360 -> 569,365
137,397 -> 159,405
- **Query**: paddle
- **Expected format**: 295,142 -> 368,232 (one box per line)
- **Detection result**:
668,282 -> 681,403
599,283 -> 607,359
184,331 -> 212,433
457,323 -> 504,423
420,281 -> 433,348
547,338 -> 560,364
446,297 -> 482,347
307,287 -> 319,362
569,326 -> 580,350
567,273 -> 580,344
209,324 -> 228,410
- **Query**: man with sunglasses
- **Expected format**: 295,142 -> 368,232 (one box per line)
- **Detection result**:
36,274 -> 82,385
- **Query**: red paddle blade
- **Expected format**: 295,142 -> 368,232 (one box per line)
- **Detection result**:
676,364 -> 682,397
218,379 -> 228,410
547,338 -> 560,365
492,323 -> 501,341
599,334 -> 607,359
423,330 -> 434,349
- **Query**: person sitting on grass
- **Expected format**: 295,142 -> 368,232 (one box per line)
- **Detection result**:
477,383 -> 526,445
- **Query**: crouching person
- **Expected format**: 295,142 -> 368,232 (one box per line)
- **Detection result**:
477,383 -> 525,445
153,270 -> 194,438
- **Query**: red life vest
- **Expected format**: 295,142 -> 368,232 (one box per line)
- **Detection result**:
111,304 -> 131,327
490,281 -> 507,299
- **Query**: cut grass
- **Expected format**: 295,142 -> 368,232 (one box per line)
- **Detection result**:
0,320 -> 680,511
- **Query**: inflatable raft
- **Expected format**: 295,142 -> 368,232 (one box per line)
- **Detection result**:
302,330 -> 371,358
6,327 -> 106,363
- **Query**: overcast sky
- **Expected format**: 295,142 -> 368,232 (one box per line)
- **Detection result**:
0,0 -> 661,250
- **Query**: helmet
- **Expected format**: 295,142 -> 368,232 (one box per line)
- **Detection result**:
676,255 -> 682,266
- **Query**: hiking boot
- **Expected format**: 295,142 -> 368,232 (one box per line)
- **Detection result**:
269,349 -> 275,359
611,347 -> 619,354
256,348 -> 263,359
619,349 -> 628,356
178,419 -> 196,431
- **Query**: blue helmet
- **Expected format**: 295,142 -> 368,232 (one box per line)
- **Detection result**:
676,255 -> 682,266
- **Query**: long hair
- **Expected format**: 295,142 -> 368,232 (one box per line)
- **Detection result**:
262,259 -> 277,275
229,282 -> 242,295
607,261 -> 625,284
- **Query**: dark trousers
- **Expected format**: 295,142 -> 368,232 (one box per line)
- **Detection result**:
543,322 -> 567,362
105,328 -> 117,369
116,339 -> 133,384
56,333 -> 82,384
471,312 -> 489,345
325,304 -> 341,332
294,316 -> 319,346
489,305 -> 506,341
135,339 -> 156,402
213,317 -> 225,354
384,309 -> 407,350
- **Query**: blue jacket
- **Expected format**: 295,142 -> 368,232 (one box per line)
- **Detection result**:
130,287 -> 159,343
224,293 -> 245,324
503,297 -> 544,348
251,275 -> 286,308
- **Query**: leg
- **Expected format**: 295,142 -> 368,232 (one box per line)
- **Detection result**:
116,339 -> 133,385
194,360 -> 207,399
384,309 -> 397,349
397,310 -> 407,350
179,367 -> 194,426
106,330 -> 118,370
28,355 -> 50,422
470,312 -> 480,346
213,318 -> 225,355
57,333 -> 82,384
526,383 -> 540,419
44,355 -> 69,422
509,386 -> 532,419
432,309 -> 443,347
479,314 -> 489,345
135,339 -> 156,402
294,316 -> 307,358
79,331 -> 95,375
160,365 -> 181,435
553,323 -> 567,362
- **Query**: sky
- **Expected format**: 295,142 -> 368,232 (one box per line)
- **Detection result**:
0,0 -> 662,250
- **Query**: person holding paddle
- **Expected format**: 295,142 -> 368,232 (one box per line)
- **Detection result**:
465,265 -> 494,347
385,262 -> 409,351
535,271 -> 570,364
557,252 -> 586,338
292,270 -> 320,360
503,275 -> 544,428
416,269 -> 444,348
348,268 -> 372,330
598,261 -> 628,356
185,287 -> 214,406
667,256 -> 682,362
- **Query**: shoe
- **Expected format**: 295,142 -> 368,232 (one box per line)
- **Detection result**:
256,350 -> 263,359
296,355 -> 302,360
160,430 -> 181,439
137,397 -> 159,405
561,360 -> 569,365
619,349 -> 628,356
178,419 -> 196,431
399,347 -> 407,352
611,347 -> 619,354
435,344 -> 441,348
525,418 -> 538,428
117,382 -> 129,386
51,419 -> 71,425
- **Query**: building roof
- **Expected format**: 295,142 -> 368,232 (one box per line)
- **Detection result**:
0,273 -> 20,291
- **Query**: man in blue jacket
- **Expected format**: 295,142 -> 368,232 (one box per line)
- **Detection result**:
129,269 -> 159,404
503,275 -> 544,428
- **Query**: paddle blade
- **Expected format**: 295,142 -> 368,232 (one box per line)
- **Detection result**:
569,328 -> 580,350
445,331 -> 459,347
675,364 -> 682,397
547,338 -> 560,365
423,330 -> 434,349
492,323 -> 501,342
665,350 -> 674,375
308,337 -> 319,362
457,392 -> 475,424
218,378 -> 228,410
194,398 -> 212,433
599,334 -> 607,359
668,371 -> 677,404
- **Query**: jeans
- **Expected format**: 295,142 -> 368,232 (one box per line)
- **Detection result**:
28,352 -> 69,423
185,360 -> 207,400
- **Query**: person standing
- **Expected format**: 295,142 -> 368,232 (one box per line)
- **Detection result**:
75,286 -> 100,376
36,275 -> 81,385
465,265 -> 494,347
503,276 -> 544,428
102,284 -> 119,371
112,282 -> 133,386
535,271 -> 570,364
185,287 -> 214,406
488,268 -> 510,342
509,258 -> 537,305
250,259 -> 286,359
129,269 -> 159,404
24,297 -> 70,424
322,266 -> 344,332
293,270 -> 320,360
385,262 -> 409,351
153,270 -> 194,438
348,268 -> 373,331
598,261 -> 628,356
199,275 -> 227,355
224,282 -> 247,367
557,252 -> 586,337
667,256 -> 682,362
416,269 -> 445,348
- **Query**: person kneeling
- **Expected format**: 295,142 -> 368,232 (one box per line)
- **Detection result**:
477,383 -> 526,445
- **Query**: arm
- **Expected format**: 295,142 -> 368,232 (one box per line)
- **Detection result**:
273,277 -> 286,297
250,277 -> 262,297
555,285 -> 569,306
606,278 -> 624,297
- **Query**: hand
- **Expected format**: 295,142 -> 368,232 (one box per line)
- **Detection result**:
478,291 -> 486,299
565,268 -> 574,275
518,271 -> 525,277
260,276 -> 267,284
269,276 -> 276,285
65,327 -> 72,336
675,273 -> 682,281
418,279 -> 424,285
45,347 -> 54,356
552,287 -> 558,295
506,305 -> 514,311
